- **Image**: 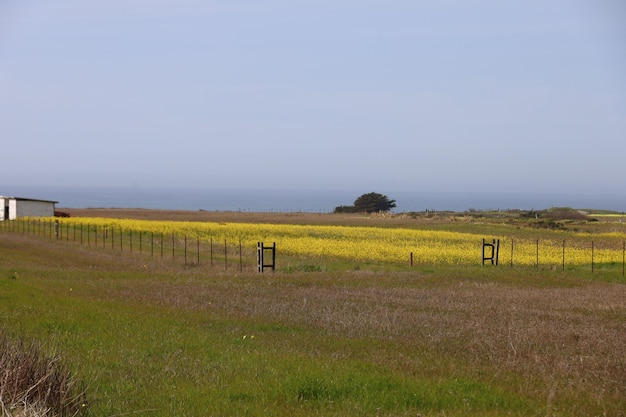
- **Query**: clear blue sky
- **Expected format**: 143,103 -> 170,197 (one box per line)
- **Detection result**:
1,1 -> 625,195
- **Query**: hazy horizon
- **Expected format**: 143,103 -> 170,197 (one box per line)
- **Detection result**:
2,184 -> 624,213
1,1 -> 625,195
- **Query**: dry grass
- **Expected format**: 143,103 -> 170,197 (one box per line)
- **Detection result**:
0,330 -> 86,417
86,265 -> 626,412
58,208 -> 489,228
60,207 -> 626,234
60,208 -> 385,226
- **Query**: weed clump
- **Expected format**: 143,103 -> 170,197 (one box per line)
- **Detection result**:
0,329 -> 86,417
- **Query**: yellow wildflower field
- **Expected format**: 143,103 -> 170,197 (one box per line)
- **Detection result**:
52,217 -> 626,267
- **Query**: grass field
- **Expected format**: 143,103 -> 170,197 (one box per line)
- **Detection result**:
1,209 -> 625,416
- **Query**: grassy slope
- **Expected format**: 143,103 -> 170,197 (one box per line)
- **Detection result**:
1,212 -> 626,416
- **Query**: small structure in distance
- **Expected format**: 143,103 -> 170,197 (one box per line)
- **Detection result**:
0,196 -> 58,221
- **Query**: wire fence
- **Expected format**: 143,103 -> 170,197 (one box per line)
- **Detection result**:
1,218 -> 259,272
1,217 -> 625,276
473,238 -> 626,275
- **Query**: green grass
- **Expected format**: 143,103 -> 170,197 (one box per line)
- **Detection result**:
1,232 -> 625,416
0,284 -> 532,416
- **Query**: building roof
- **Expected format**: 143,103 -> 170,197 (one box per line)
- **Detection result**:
0,196 -> 59,204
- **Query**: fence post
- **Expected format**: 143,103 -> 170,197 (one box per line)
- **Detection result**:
562,240 -> 565,270
481,239 -> 499,266
272,242 -> 276,269
591,240 -> 594,273
535,239 -> 539,269
495,239 -> 500,266
257,242 -> 276,273
481,239 -> 485,266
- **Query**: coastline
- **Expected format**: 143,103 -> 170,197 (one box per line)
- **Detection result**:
4,185 -> 624,213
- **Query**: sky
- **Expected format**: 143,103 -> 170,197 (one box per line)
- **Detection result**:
1,0 -> 625,195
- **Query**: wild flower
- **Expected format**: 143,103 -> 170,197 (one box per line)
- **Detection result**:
56,217 -> 625,267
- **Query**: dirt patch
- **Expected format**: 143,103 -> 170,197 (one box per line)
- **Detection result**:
58,208 -> 424,227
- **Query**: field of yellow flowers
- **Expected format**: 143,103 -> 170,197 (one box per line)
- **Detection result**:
22,217 -> 622,268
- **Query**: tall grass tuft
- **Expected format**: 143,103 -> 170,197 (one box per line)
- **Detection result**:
0,328 -> 86,417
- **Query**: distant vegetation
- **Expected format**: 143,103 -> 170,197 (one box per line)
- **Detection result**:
519,207 -> 589,220
334,192 -> 396,213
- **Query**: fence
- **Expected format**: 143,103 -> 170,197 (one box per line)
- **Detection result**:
475,237 -> 625,275
2,218 -> 625,275
1,218 -> 256,272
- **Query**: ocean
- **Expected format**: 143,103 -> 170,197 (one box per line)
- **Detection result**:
1,185 -> 624,213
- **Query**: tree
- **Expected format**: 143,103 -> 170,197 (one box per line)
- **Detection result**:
354,192 -> 396,213
334,192 -> 396,213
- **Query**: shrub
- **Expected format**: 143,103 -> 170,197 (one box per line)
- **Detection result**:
333,205 -> 356,213
0,329 -> 86,417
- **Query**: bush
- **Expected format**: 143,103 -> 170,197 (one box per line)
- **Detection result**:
520,208 -> 589,221
0,329 -> 86,417
333,205 -> 356,213
543,208 -> 588,221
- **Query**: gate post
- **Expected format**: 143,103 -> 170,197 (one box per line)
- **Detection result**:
257,242 -> 276,273
482,238 -> 500,266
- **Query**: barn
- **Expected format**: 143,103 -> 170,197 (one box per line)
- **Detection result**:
0,196 -> 58,221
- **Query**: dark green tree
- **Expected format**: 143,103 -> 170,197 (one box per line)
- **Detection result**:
334,192 -> 397,213
353,192 -> 396,213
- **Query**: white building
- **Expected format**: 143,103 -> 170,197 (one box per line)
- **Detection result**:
0,196 -> 58,221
